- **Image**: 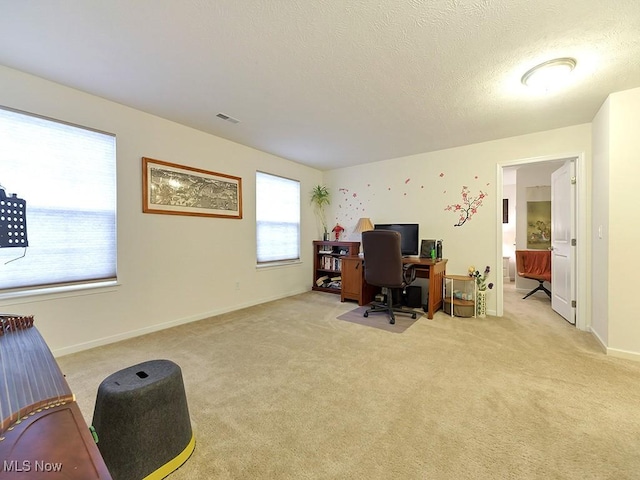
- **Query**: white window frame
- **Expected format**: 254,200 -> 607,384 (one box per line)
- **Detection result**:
256,171 -> 300,265
0,106 -> 117,297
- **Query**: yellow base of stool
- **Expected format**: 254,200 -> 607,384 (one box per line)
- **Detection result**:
143,435 -> 196,480
92,360 -> 194,480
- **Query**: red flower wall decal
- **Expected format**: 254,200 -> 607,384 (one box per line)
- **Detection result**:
444,186 -> 487,226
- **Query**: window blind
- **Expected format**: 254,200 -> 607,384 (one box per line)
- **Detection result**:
0,106 -> 116,292
256,171 -> 300,263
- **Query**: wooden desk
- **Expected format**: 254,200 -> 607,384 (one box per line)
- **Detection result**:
341,256 -> 379,306
341,255 -> 447,319
403,257 -> 448,319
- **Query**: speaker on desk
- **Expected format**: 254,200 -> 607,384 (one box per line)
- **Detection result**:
420,239 -> 436,258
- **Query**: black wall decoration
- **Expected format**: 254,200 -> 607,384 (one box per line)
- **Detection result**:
0,186 -> 29,248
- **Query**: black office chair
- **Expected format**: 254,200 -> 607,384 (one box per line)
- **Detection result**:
362,230 -> 417,324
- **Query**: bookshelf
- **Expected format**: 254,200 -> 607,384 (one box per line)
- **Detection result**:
312,241 -> 360,294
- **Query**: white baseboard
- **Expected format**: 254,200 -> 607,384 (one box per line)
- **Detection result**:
606,347 -> 640,362
589,327 -> 608,353
54,287 -> 309,358
589,327 -> 640,362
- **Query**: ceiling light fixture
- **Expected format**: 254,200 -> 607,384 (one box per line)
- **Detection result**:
521,57 -> 577,91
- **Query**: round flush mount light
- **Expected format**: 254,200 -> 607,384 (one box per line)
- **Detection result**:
521,57 -> 577,91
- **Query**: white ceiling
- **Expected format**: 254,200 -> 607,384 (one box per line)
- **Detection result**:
1,1 -> 639,171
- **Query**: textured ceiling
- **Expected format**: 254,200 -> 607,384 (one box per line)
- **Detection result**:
0,1 -> 639,170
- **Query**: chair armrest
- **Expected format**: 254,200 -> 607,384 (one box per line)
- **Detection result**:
402,263 -> 416,285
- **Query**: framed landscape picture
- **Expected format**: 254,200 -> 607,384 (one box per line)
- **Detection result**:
526,200 -> 551,249
142,157 -> 242,219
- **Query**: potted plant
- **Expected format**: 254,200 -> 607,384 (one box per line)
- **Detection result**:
310,185 -> 331,240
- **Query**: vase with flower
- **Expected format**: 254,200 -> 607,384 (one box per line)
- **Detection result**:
468,265 -> 493,317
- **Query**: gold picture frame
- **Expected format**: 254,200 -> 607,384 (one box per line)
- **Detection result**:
142,157 -> 242,219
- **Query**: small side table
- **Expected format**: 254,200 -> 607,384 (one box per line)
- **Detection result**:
443,274 -> 477,318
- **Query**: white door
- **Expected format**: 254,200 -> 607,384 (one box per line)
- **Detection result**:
551,160 -> 575,323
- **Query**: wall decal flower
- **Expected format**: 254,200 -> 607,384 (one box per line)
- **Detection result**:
444,186 -> 487,226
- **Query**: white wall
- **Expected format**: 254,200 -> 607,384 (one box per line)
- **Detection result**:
591,97 -> 610,347
324,124 -> 592,316
602,87 -> 640,357
502,183 -> 516,281
0,65 -> 322,356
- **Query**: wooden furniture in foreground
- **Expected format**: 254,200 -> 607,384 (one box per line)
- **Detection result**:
0,315 -> 112,480
341,256 -> 447,319
516,249 -> 552,299
312,241 -> 360,294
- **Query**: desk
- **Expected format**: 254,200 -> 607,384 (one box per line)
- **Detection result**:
340,256 -> 378,306
341,256 -> 447,319
404,257 -> 448,319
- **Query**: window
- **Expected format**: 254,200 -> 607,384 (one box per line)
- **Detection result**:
0,106 -> 116,293
256,172 -> 300,264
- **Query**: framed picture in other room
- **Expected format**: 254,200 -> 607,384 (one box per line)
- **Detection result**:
503,198 -> 508,224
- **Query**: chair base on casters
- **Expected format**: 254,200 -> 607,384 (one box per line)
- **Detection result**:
363,288 -> 417,324
522,280 -> 551,299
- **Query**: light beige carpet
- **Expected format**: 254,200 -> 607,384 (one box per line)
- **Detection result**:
58,284 -> 640,479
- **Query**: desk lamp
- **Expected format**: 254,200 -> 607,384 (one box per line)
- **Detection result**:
353,217 -> 374,254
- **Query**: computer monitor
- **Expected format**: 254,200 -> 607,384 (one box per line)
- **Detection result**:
373,223 -> 419,256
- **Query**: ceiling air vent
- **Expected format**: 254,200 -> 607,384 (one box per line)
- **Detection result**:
216,112 -> 240,124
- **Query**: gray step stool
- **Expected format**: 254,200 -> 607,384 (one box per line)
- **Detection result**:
92,359 -> 195,480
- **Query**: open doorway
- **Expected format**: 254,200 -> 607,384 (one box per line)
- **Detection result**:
495,153 -> 588,331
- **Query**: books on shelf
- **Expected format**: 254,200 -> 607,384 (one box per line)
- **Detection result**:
316,275 -> 341,289
314,241 -> 360,293
320,255 -> 342,270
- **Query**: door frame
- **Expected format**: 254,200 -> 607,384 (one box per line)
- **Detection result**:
495,152 -> 589,331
